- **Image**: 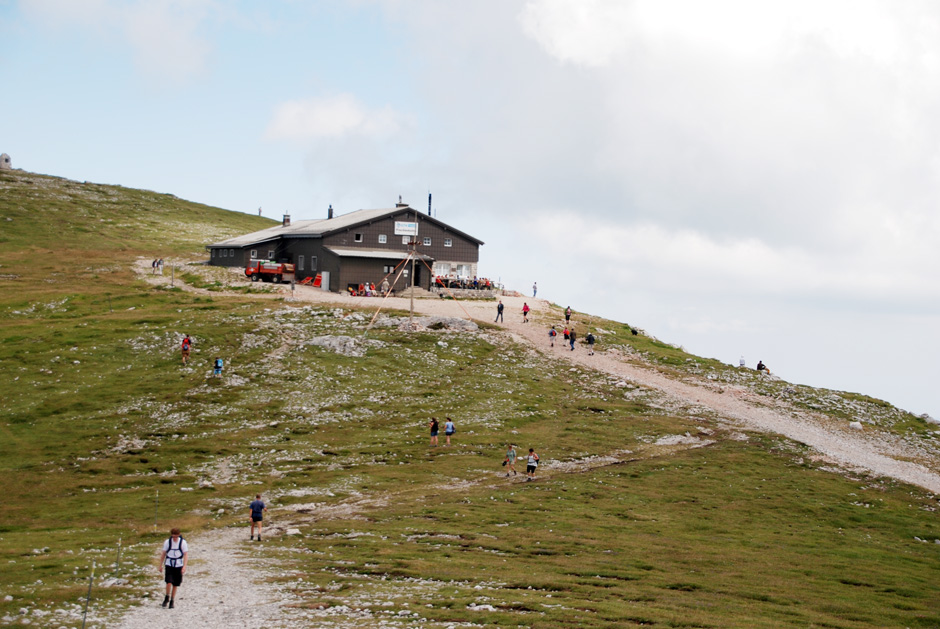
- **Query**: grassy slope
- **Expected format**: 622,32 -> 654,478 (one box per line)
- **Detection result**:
1,170 -> 939,628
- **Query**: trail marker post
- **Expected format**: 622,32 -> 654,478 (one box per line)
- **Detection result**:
81,561 -> 96,629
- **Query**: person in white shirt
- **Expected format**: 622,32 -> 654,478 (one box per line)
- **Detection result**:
159,528 -> 188,609
525,448 -> 540,481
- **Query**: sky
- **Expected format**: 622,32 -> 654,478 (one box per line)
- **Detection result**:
1,0 -> 937,419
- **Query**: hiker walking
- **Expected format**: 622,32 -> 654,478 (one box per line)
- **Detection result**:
429,417 -> 439,447
157,258 -> 164,275
152,259 -> 158,275
249,494 -> 267,541
525,448 -> 540,481
444,417 -> 456,446
565,306 -> 572,323
158,528 -> 188,609
495,300 -> 504,323
586,332 -> 595,355
549,325 -> 557,347
532,281 -> 537,297
504,444 -> 518,477
213,356 -> 223,377
569,329 -> 577,351
180,335 -> 192,365
522,302 -> 530,323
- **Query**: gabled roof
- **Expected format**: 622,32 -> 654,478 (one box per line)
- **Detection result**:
208,207 -> 484,248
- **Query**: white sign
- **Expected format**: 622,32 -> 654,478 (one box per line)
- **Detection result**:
394,221 -> 419,236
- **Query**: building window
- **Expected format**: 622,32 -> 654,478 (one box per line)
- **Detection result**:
444,238 -> 452,247
268,250 -> 275,259
402,236 -> 410,245
298,255 -> 304,271
211,249 -> 215,258
423,237 -> 431,246
384,265 -> 396,274
250,249 -> 257,259
229,249 -> 235,258
378,234 -> 387,244
310,256 -> 317,270
354,233 -> 363,242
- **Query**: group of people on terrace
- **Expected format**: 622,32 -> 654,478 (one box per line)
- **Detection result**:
435,276 -> 498,290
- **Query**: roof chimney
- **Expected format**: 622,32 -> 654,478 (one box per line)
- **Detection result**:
395,194 -> 408,208
328,204 -> 333,219
282,214 -> 291,227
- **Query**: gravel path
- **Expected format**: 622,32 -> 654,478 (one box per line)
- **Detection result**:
112,528 -> 304,629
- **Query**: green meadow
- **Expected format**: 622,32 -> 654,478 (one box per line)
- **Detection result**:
1,169 -> 939,627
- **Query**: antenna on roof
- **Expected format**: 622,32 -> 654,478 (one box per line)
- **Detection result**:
428,191 -> 432,216
328,204 -> 333,219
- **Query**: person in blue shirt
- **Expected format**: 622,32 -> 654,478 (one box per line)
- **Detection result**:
213,357 -> 223,377
444,417 -> 456,446
249,494 -> 267,541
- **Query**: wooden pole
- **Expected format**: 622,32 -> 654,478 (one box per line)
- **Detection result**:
81,561 -> 96,629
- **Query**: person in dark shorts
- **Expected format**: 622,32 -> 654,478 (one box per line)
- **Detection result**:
249,494 -> 267,541
429,417 -> 439,446
159,528 -> 188,609
525,448 -> 540,481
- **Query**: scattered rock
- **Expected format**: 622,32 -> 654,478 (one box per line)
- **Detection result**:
849,421 -> 864,430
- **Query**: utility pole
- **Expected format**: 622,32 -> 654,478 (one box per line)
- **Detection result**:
410,206 -> 417,328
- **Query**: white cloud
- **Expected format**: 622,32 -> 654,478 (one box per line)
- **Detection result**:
265,94 -> 411,141
518,0 -> 636,67
121,0 -> 215,84
19,0 -> 218,84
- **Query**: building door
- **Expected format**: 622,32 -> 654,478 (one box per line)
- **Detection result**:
413,264 -> 421,289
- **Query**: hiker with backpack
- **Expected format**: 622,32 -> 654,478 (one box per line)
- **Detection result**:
158,528 -> 188,609
522,302 -> 530,323
213,356 -> 224,377
586,332 -> 595,355
181,335 -> 192,365
549,326 -> 557,347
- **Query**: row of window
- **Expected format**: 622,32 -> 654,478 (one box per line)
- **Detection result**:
353,233 -> 452,247
211,249 -> 237,258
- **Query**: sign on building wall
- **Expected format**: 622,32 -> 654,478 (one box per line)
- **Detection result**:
394,221 -> 419,236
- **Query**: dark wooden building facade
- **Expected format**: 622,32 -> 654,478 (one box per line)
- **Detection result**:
207,204 -> 483,293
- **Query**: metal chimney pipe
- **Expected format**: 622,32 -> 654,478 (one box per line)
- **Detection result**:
328,204 -> 333,219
